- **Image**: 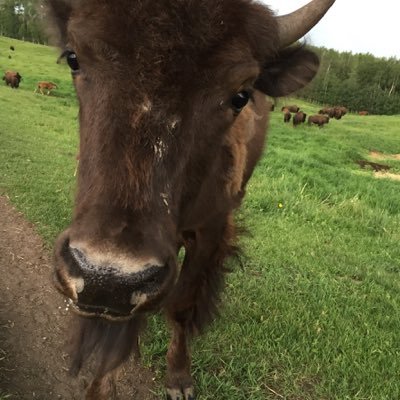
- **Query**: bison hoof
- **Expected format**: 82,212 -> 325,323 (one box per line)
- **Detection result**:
166,386 -> 195,400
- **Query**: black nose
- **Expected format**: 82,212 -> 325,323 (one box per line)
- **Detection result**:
60,244 -> 168,318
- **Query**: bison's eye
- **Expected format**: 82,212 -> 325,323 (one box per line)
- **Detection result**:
66,51 -> 80,72
231,91 -> 250,114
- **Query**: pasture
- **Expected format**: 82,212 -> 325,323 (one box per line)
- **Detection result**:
1,36 -> 400,399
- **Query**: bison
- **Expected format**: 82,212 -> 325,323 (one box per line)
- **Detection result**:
319,107 -> 329,114
2,71 -> 22,88
319,107 -> 335,118
359,110 -> 369,116
282,105 -> 300,113
35,81 -> 58,95
46,0 -> 335,398
333,107 -> 343,120
284,110 -> 292,123
319,106 -> 347,120
308,114 -> 330,127
293,111 -> 307,126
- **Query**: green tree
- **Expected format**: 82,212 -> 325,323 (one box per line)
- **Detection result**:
0,0 -> 47,43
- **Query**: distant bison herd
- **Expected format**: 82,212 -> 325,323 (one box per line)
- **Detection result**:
2,44 -> 59,95
279,103 -> 367,128
2,69 -> 58,95
318,106 -> 347,119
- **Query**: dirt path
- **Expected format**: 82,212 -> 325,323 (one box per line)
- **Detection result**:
0,196 -> 157,399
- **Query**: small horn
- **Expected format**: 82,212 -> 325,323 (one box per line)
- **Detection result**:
277,0 -> 335,48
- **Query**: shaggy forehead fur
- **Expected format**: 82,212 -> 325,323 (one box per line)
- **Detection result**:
52,0 -> 279,75
48,0 -> 282,211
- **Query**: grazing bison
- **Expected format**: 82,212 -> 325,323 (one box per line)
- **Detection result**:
2,71 -> 22,88
35,81 -> 58,95
319,106 -> 347,119
308,114 -> 330,127
319,107 -> 335,118
293,111 -> 307,126
282,105 -> 300,113
333,107 -> 343,120
319,107 -> 330,114
288,105 -> 300,113
284,110 -> 292,123
47,0 -> 335,398
359,110 -> 369,116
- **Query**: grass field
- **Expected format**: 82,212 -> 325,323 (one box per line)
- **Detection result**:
1,36 -> 400,399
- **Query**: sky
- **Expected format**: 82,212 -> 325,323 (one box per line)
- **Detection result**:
259,0 -> 399,59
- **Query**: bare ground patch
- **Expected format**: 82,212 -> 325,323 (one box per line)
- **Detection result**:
0,195 -> 157,399
369,151 -> 400,161
374,171 -> 400,181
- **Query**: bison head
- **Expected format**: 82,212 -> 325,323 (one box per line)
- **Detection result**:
49,0 -> 334,321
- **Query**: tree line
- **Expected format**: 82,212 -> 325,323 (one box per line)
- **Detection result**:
1,1 -> 399,115
299,46 -> 400,115
0,0 -> 46,44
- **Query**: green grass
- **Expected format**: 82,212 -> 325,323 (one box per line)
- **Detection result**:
0,36 -> 78,244
1,37 -> 400,400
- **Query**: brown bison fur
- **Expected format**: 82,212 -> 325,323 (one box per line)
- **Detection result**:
319,107 -> 329,114
282,105 -> 300,113
69,315 -> 145,378
35,81 -> 58,95
308,114 -> 329,127
319,107 -> 335,118
319,106 -> 347,120
359,110 -> 369,116
333,107 -> 343,120
284,111 -> 292,123
46,0 -> 323,398
2,70 -> 22,88
293,111 -> 307,126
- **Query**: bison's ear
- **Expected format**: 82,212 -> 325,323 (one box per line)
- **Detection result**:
255,46 -> 319,97
45,0 -> 73,47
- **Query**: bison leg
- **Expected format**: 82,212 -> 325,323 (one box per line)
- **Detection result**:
165,317 -> 195,400
165,216 -> 236,400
